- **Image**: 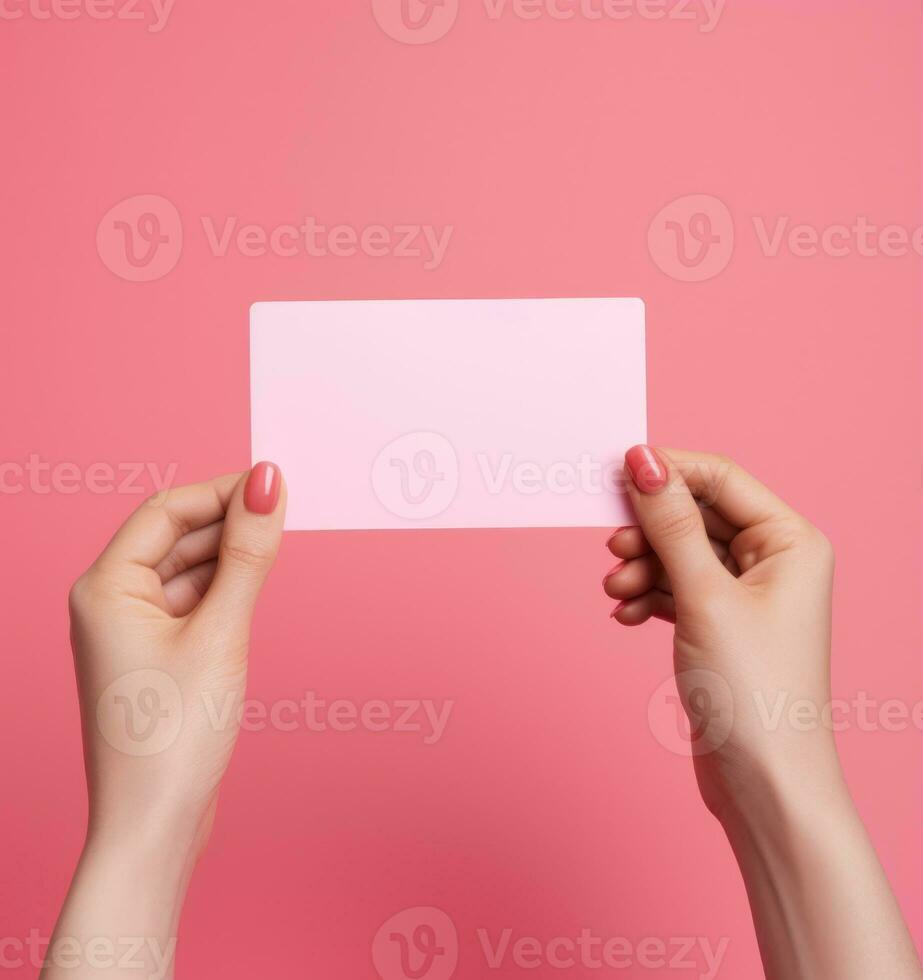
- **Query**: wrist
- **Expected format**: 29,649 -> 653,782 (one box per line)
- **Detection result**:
42,829 -> 192,980
81,826 -> 198,899
86,795 -> 216,875
716,744 -> 853,843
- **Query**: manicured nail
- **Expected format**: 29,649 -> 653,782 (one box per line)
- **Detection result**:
244,461 -> 281,514
606,527 -> 628,548
610,602 -> 626,619
602,563 -> 624,588
625,445 -> 668,493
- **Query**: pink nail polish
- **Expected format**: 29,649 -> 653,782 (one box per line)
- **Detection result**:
625,445 -> 668,494
602,563 -> 623,588
244,461 -> 281,514
610,602 -> 626,619
606,527 -> 628,548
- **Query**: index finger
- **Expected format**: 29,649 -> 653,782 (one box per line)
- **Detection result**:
659,449 -> 797,530
99,472 -> 243,569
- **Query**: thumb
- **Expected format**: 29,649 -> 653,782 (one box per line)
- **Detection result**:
199,461 -> 287,632
623,445 -> 725,602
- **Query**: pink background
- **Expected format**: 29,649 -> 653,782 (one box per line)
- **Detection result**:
2,1 -> 921,977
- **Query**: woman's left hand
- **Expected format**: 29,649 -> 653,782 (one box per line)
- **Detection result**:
41,464 -> 285,980
69,463 -> 286,854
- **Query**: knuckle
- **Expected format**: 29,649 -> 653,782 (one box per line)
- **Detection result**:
685,452 -> 735,506
803,524 -> 835,562
648,506 -> 700,543
728,533 -> 759,568
144,488 -> 170,509
164,507 -> 192,540
186,564 -> 213,600
784,515 -> 835,562
161,549 -> 187,579
708,451 -> 734,469
759,516 -> 803,552
67,571 -> 100,613
707,451 -> 736,481
141,490 -> 192,535
221,539 -> 272,570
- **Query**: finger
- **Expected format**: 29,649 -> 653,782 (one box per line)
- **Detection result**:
700,505 -> 738,543
716,543 -> 741,577
659,449 -> 798,530
101,474 -> 241,570
155,520 -> 224,584
604,553 -> 661,599
162,559 -> 218,617
196,462 -> 286,634
611,589 -> 676,626
728,522 -> 803,575
606,526 -> 651,560
606,508 -> 736,560
604,538 -> 732,599
661,449 -> 811,568
623,445 -> 727,602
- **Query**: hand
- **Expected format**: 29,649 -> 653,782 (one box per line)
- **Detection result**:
68,463 -> 286,856
602,446 -> 922,980
41,464 -> 286,979
602,446 -> 836,817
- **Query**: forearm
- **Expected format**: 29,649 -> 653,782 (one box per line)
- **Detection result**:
40,822 -> 200,980
722,761 -> 923,980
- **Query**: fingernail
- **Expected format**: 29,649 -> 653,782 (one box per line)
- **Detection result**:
606,527 -> 628,548
610,601 -> 626,619
602,563 -> 624,588
625,445 -> 668,494
244,461 -> 281,515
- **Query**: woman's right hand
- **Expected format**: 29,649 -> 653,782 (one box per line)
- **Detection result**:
602,446 -> 922,980
603,446 -> 838,818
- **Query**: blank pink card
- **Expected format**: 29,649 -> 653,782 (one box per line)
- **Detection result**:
250,298 -> 647,530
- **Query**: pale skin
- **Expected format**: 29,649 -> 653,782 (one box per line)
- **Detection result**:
42,452 -> 921,979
